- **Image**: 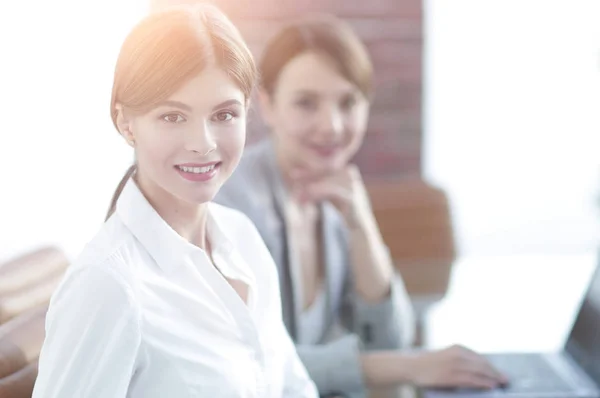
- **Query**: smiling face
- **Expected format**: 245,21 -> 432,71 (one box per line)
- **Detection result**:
116,67 -> 247,207
261,51 -> 370,176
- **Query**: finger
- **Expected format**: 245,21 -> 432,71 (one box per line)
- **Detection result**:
459,359 -> 507,384
305,183 -> 349,202
289,167 -> 335,182
289,167 -> 315,181
454,372 -> 499,390
484,364 -> 508,384
470,356 -> 508,383
290,165 -> 353,184
457,348 -> 508,383
303,183 -> 351,209
346,163 -> 361,179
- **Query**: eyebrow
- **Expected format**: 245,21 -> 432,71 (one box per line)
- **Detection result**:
154,99 -> 243,112
293,89 -> 356,97
211,99 -> 243,111
155,100 -> 192,112
293,90 -> 319,97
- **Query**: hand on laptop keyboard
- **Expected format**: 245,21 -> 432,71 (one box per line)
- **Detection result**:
406,345 -> 509,390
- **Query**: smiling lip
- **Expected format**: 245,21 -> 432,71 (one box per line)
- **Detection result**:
177,161 -> 220,167
309,144 -> 341,157
174,161 -> 221,182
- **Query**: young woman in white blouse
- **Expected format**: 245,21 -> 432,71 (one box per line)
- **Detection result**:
32,5 -> 318,398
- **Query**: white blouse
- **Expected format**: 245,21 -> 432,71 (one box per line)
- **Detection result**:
32,178 -> 318,398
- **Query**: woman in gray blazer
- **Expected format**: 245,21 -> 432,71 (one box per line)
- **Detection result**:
215,15 -> 507,398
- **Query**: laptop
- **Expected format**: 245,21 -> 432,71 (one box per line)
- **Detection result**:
424,254 -> 600,398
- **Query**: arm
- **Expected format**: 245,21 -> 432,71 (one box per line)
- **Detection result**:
32,266 -> 141,398
345,214 -> 416,350
296,335 -> 365,395
347,204 -> 395,302
298,342 -> 509,392
293,335 -> 417,393
297,165 -> 415,350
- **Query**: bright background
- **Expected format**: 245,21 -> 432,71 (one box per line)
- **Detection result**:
2,0 -> 598,262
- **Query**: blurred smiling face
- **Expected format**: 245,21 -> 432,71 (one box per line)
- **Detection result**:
262,51 -> 370,175
117,67 -> 247,205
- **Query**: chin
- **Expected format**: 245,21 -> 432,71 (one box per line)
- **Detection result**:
176,184 -> 220,205
314,156 -> 348,173
193,188 -> 220,204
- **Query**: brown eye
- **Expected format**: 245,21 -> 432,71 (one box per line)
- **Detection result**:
340,95 -> 357,111
213,111 -> 235,122
161,114 -> 185,123
295,97 -> 318,111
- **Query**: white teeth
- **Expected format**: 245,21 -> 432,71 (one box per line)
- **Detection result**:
178,165 -> 216,174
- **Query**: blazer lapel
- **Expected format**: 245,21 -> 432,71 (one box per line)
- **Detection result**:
320,203 -> 347,333
261,143 -> 302,340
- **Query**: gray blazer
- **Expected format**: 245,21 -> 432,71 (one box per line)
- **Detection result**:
214,140 -> 415,396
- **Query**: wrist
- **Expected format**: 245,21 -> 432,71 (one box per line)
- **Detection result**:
347,206 -> 388,252
345,202 -> 376,230
361,351 -> 417,388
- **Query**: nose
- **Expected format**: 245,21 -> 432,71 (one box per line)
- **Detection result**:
317,106 -> 344,141
184,121 -> 216,156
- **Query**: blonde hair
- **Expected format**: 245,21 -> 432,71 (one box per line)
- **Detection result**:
105,4 -> 257,220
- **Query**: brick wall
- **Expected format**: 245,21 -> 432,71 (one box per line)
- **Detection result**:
150,0 -> 423,179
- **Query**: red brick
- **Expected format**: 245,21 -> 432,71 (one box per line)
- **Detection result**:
348,18 -> 422,42
237,17 -> 421,45
369,110 -> 421,132
370,41 -> 422,85
355,138 -> 422,175
153,0 -> 421,18
375,63 -> 422,86
218,0 -> 289,19
356,150 -> 421,178
234,19 -> 288,43
291,0 -> 422,18
372,82 -> 421,112
215,0 -> 422,19
370,41 -> 422,66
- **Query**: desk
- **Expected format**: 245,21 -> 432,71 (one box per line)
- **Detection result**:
423,253 -> 597,353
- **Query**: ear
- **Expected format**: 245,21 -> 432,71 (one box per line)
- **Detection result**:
115,103 -> 135,147
257,88 -> 276,128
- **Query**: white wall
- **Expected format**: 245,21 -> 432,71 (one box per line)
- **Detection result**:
424,0 -> 600,256
0,1 -> 146,261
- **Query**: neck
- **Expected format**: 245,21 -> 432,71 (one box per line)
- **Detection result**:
274,144 -> 295,188
135,173 -> 210,250
273,140 -> 321,217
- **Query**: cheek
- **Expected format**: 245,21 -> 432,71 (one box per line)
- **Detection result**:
346,109 -> 369,144
133,121 -> 181,169
272,107 -> 316,143
215,124 -> 246,164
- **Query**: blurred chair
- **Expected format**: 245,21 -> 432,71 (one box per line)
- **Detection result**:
0,247 -> 69,398
0,359 -> 39,398
0,247 -> 67,297
366,177 -> 456,346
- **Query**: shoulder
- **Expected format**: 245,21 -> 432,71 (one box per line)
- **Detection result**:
51,216 -> 141,311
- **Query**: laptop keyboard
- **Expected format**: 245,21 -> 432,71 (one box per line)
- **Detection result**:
489,353 -> 576,393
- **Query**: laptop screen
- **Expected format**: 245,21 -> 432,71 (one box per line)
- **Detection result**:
565,252 -> 600,386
